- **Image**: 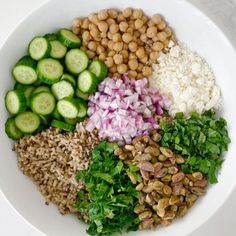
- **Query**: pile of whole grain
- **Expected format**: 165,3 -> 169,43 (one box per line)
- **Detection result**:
72,8 -> 174,79
13,121 -> 100,219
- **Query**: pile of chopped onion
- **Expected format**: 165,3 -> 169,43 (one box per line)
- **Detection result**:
86,74 -> 167,145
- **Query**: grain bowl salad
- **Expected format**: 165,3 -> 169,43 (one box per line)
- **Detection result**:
4,7 -> 230,236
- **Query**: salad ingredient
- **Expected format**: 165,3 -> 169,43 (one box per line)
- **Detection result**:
13,121 -> 100,216
5,90 -> 26,115
76,141 -> 139,235
32,85 -> 51,95
51,119 -> 75,132
72,8 -> 174,79
151,43 -> 221,116
5,118 -> 23,140
37,58 -> 63,84
159,111 -> 230,183
28,37 -> 51,61
57,97 -> 78,119
88,60 -> 108,82
58,28 -> 81,49
86,74 -> 167,145
76,89 -> 89,100
51,80 -> 75,100
12,56 -> 38,84
77,70 -> 98,93
116,132 -> 207,230
15,111 -> 40,134
61,73 -> 77,87
76,99 -> 88,119
49,40 -> 67,59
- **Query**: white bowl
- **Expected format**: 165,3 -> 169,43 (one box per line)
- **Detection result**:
0,0 -> 236,235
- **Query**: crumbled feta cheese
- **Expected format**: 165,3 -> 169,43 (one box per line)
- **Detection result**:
150,42 -> 222,116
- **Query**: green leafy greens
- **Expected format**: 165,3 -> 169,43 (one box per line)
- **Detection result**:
75,141 -> 140,236
160,110 -> 230,183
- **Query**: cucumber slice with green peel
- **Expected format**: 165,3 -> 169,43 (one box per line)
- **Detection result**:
65,49 -> 88,75
39,115 -> 51,125
32,86 -> 50,95
37,58 -> 63,85
44,33 -> 57,41
64,117 -> 77,125
57,97 -> 78,119
28,37 -> 51,60
30,92 -> 56,115
52,107 -> 62,120
88,60 -> 108,82
58,29 -> 81,49
51,80 -> 74,100
5,90 -> 26,115
77,70 -> 98,93
12,56 -> 38,85
14,82 -> 28,91
51,119 -> 74,132
75,98 -> 88,119
23,86 -> 35,106
75,89 -> 89,100
50,40 -> 67,59
61,73 -> 76,87
33,80 -> 43,86
15,111 -> 40,134
5,118 -> 23,140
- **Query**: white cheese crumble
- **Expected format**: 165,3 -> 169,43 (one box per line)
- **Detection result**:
150,42 -> 221,116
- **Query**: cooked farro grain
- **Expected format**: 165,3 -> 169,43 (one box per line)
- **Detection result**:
13,121 -> 100,221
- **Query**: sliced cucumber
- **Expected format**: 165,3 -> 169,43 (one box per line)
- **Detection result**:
51,80 -> 74,100
51,119 -> 74,132
32,86 -> 50,95
28,36 -> 51,60
57,97 -> 78,119
30,92 -> 56,115
14,82 -> 28,91
33,80 -> 43,86
65,49 -> 88,75
39,115 -> 51,125
50,40 -> 67,59
75,99 -> 88,119
23,86 -> 35,106
64,117 -> 77,125
52,107 -> 62,120
44,33 -> 57,41
15,111 -> 40,134
37,58 -> 63,85
77,70 -> 98,93
58,29 -> 81,49
5,90 -> 26,115
75,89 -> 89,100
61,73 -> 76,87
12,56 -> 37,85
5,118 -> 23,140
88,60 -> 108,82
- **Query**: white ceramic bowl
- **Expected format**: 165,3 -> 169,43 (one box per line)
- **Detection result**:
0,0 -> 236,235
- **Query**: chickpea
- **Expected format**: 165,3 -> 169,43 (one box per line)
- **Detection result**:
113,54 -> 123,64
90,27 -> 99,39
108,50 -> 116,57
152,36 -> 159,42
86,50 -> 96,59
122,8 -> 133,18
136,47 -> 146,59
119,21 -> 129,32
139,25 -> 147,34
120,49 -> 128,59
147,39 -> 153,45
80,46 -> 87,51
139,55 -> 148,64
137,73 -> 143,79
109,24 -> 119,34
88,23 -> 97,31
107,31 -> 113,40
163,39 -> 170,48
149,51 -> 159,62
158,21 -> 166,30
82,31 -> 91,42
137,38 -> 143,45
97,21 -> 108,33
105,57 -> 114,67
123,57 -> 128,64
98,53 -> 107,61
151,14 -> 162,25
72,18 -> 82,28
137,63 -> 144,72
112,33 -> 122,42
164,26 -> 172,37
106,18 -> 116,26
157,31 -> 167,42
123,43 -> 129,50
100,32 -> 107,38
98,10 -> 108,21
81,18 -> 90,29
128,20 -> 135,28
108,40 -> 114,50
122,32 -> 132,43
129,52 -> 137,60
97,45 -> 105,54
88,41 -> 97,51
94,36 -> 102,42
72,26 -> 80,35
117,13 -> 125,23
152,41 -> 164,51
126,27 -> 134,35
134,19 -> 144,29
108,9 -> 118,19
142,15 -> 148,23
117,64 -> 128,74
88,13 -> 98,23
113,42 -> 123,52
132,35 -> 138,42
128,70 -> 138,78
128,59 -> 138,70
110,65 -> 117,73
142,66 -> 152,77
128,41 -> 138,52
147,26 -> 157,38
133,9 -> 143,19
147,20 -> 155,27
140,33 -> 147,43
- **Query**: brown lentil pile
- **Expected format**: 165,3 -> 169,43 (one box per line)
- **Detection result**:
72,8 -> 174,79
13,121 -> 100,221
115,130 -> 208,230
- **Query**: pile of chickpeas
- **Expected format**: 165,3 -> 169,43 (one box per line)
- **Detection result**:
72,8 -> 174,79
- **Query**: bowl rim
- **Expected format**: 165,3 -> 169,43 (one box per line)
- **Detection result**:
0,0 -> 236,235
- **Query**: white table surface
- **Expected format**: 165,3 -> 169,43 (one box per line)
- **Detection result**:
0,0 -> 236,235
